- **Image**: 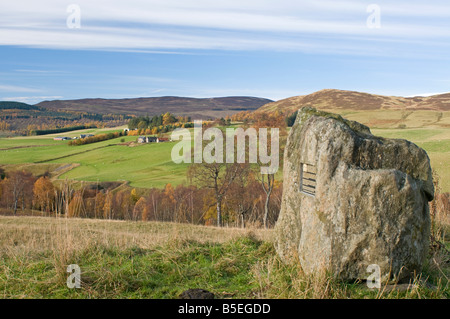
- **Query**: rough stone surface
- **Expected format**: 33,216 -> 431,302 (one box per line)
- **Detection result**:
274,107 -> 434,283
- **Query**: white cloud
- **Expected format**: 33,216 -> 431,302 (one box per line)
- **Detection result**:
0,0 -> 449,56
0,84 -> 42,93
406,92 -> 450,97
14,69 -> 66,74
1,95 -> 63,104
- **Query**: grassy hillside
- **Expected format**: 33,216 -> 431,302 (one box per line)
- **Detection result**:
0,132 -> 188,189
0,216 -> 447,299
256,91 -> 450,190
371,127 -> 450,192
256,90 -> 450,193
257,89 -> 450,113
57,137 -> 188,188
328,109 -> 450,129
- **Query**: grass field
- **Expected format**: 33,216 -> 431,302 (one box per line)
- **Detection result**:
54,138 -> 189,189
371,128 -> 450,193
0,133 -> 190,189
0,216 -> 447,299
329,110 -> 450,130
0,110 -> 449,192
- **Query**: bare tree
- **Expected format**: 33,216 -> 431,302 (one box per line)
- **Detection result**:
2,171 -> 35,215
259,172 -> 275,228
189,162 -> 248,227
225,167 -> 255,228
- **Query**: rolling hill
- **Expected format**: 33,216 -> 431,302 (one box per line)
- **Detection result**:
37,96 -> 273,119
256,89 -> 450,114
0,101 -> 40,110
254,89 -> 450,192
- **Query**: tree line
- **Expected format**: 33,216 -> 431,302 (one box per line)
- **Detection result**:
127,112 -> 194,136
0,106 -> 132,136
33,124 -> 97,136
68,131 -> 127,146
0,168 -> 282,228
128,113 -> 192,130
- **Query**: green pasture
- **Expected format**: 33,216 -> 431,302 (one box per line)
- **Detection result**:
55,139 -> 189,188
372,127 -> 450,193
325,109 -> 450,129
0,132 -> 189,188
0,121 -> 449,192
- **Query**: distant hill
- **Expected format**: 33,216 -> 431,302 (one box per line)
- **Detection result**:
0,101 -> 39,110
256,89 -> 450,114
36,96 -> 273,119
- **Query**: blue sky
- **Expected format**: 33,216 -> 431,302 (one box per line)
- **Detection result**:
1,0 -> 450,104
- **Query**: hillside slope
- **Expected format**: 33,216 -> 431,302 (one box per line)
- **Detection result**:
257,89 -> 450,113
37,96 -> 273,119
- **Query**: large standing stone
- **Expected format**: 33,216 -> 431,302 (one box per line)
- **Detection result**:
275,107 -> 434,283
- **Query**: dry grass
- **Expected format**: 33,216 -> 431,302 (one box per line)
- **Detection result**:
0,216 -> 272,257
0,215 -> 447,299
252,256 -> 343,299
0,216 -> 273,298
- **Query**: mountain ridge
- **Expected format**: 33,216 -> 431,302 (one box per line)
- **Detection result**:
36,96 -> 273,119
256,89 -> 450,113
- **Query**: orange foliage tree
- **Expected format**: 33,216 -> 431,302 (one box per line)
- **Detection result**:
33,176 -> 55,213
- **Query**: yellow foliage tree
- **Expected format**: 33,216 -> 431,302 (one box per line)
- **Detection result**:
103,191 -> 114,219
33,176 -> 55,213
163,112 -> 176,125
130,188 -> 139,204
133,197 -> 146,221
94,191 -> 105,219
67,191 -> 84,218
202,190 -> 217,225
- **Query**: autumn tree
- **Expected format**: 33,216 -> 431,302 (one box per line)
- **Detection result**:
67,190 -> 85,218
172,184 -> 196,223
115,189 -> 134,220
84,196 -> 96,219
33,176 -> 55,213
137,120 -> 148,130
0,120 -> 10,130
133,197 -> 146,221
55,179 -> 75,216
223,168 -> 256,227
163,112 -> 176,125
252,113 -> 285,228
1,170 -> 35,215
142,188 -> 163,221
130,188 -> 139,203
259,172 -> 274,228
161,183 -> 175,221
189,162 -> 249,227
94,191 -> 106,219
103,191 -> 114,219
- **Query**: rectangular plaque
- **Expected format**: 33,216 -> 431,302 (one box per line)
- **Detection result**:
300,163 -> 316,196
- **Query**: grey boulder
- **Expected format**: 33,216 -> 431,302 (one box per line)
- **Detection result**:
275,107 -> 434,283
